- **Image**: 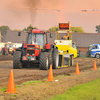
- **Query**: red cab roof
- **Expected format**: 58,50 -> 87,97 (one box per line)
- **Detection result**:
32,29 -> 44,33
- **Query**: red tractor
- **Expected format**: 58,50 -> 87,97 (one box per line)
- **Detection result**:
1,42 -> 15,55
13,29 -> 59,70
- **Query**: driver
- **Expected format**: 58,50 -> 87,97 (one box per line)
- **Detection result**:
62,33 -> 69,40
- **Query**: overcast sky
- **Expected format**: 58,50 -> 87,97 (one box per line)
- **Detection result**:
0,0 -> 100,33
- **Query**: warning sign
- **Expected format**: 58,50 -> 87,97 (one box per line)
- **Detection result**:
59,23 -> 69,30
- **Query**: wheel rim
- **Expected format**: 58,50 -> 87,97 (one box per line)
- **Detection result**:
96,55 -> 99,58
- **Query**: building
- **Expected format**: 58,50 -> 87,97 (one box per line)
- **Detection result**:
3,30 -> 28,48
4,30 -> 100,55
4,30 -> 27,43
72,33 -> 100,54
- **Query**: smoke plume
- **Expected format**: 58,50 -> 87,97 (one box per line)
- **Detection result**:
0,0 -> 59,29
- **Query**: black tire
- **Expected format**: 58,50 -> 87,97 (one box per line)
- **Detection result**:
22,62 -> 26,68
13,51 -> 22,69
2,48 -> 5,55
48,49 -> 53,68
95,54 -> 100,58
39,52 -> 49,70
52,48 -> 59,69
69,55 -> 74,66
22,62 -> 29,68
26,62 -> 31,68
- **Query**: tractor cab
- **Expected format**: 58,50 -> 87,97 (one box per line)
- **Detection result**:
27,30 -> 47,49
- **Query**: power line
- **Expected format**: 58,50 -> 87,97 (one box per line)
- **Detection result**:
23,7 -> 61,12
82,9 -> 100,12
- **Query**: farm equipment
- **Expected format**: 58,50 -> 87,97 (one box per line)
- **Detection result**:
54,31 -> 77,67
86,44 -> 100,58
54,22 -> 77,67
13,29 -> 59,70
1,42 -> 15,55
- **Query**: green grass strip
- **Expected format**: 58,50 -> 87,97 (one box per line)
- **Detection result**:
0,80 -> 43,92
0,75 -> 68,92
48,78 -> 100,100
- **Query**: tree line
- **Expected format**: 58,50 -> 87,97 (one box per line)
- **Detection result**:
0,24 -> 100,41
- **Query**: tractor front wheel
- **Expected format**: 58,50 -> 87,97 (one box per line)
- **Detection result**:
13,51 -> 22,69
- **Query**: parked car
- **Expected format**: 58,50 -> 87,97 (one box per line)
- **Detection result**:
86,44 -> 100,58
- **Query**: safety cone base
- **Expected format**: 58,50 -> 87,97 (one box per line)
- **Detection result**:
6,91 -> 18,94
75,73 -> 80,75
93,68 -> 97,70
47,79 -> 54,82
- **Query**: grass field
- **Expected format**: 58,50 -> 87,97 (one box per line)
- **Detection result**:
48,78 -> 100,100
0,67 -> 100,100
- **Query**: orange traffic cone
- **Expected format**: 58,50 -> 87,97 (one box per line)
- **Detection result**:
93,60 -> 97,70
75,62 -> 80,75
6,69 -> 18,93
47,65 -> 54,81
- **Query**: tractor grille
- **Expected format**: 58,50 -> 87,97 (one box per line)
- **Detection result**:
27,50 -> 35,55
27,45 -> 35,47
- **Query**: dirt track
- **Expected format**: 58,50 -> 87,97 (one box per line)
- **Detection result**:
0,55 -> 100,87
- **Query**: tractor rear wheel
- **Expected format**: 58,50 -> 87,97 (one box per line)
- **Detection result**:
39,52 -> 49,70
52,48 -> 59,69
13,51 -> 22,69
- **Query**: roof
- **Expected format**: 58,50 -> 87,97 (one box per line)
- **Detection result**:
72,33 -> 100,47
3,30 -> 27,43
